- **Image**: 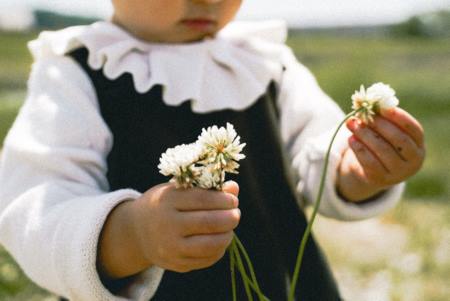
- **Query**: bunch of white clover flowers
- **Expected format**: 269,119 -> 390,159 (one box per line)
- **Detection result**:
158,123 -> 246,190
158,123 -> 267,301
351,82 -> 399,123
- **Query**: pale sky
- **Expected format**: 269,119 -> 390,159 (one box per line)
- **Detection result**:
2,0 -> 450,27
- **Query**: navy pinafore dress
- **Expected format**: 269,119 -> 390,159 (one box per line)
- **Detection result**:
68,48 -> 341,301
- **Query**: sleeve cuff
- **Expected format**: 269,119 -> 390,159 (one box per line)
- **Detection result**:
119,265 -> 165,300
55,189 -> 164,300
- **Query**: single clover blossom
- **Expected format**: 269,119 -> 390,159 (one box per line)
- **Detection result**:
351,82 -> 399,123
158,143 -> 202,188
289,82 -> 400,300
197,123 -> 246,174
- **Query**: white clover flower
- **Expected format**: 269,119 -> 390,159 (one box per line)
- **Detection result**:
367,83 -> 399,109
196,165 -> 225,190
158,143 -> 203,188
197,123 -> 246,173
352,82 -> 399,123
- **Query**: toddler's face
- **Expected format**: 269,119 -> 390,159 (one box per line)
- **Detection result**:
112,0 -> 242,43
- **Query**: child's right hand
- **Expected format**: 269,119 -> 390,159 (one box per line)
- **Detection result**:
132,181 -> 241,273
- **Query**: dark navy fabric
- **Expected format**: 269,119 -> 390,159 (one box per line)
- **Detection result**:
68,47 -> 341,301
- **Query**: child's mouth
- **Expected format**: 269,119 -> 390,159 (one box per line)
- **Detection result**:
181,18 -> 217,32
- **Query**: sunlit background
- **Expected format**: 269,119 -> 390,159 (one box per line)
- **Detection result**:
0,1 -> 449,300
1,0 -> 450,29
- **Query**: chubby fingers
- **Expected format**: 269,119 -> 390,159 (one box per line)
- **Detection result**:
167,232 -> 234,272
167,186 -> 239,212
347,118 -> 401,172
380,107 -> 425,148
181,232 -> 234,258
178,209 -> 241,236
368,115 -> 425,162
345,138 -> 388,181
346,114 -> 425,178
222,181 -> 240,197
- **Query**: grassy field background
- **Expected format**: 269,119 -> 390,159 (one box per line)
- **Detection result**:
0,30 -> 449,300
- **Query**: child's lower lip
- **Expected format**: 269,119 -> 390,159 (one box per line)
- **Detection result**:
181,19 -> 216,31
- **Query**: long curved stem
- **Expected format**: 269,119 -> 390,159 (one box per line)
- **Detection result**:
288,110 -> 358,301
234,235 -> 268,301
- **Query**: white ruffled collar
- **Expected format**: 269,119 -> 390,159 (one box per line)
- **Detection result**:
29,20 -> 288,112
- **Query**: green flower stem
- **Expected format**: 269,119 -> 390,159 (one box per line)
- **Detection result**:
232,258 -> 261,293
287,110 -> 359,301
233,235 -> 268,301
232,238 -> 254,301
230,246 -> 237,301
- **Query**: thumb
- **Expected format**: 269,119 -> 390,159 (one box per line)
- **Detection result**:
222,181 -> 239,197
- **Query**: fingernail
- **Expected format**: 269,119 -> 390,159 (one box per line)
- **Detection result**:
347,118 -> 358,131
382,107 -> 395,116
233,208 -> 241,219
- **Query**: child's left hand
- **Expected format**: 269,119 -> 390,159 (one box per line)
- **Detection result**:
337,107 -> 425,202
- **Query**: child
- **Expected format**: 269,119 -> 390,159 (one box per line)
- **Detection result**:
0,0 -> 425,300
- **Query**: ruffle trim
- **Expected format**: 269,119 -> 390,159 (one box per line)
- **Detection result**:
28,20 -> 289,113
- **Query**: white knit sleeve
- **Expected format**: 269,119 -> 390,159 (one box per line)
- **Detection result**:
277,48 -> 404,221
0,55 -> 163,300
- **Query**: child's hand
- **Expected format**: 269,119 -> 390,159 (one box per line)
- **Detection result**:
337,107 -> 425,202
132,181 -> 240,273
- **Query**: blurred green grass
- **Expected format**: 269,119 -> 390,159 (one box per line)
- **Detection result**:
0,31 -> 449,300
0,32 -> 34,153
